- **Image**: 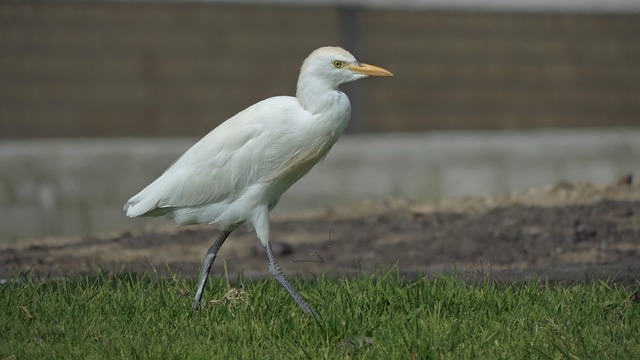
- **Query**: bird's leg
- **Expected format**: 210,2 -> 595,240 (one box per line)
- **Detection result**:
264,241 -> 316,317
192,230 -> 231,312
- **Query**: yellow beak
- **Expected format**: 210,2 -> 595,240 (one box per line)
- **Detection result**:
348,62 -> 394,77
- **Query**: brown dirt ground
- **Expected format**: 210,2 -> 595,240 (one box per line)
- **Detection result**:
2,177 -> 640,284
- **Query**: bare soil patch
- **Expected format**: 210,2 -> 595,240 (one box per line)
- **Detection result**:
2,178 -> 639,284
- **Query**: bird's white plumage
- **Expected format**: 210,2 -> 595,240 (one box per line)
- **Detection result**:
125,95 -> 346,231
124,47 -> 391,240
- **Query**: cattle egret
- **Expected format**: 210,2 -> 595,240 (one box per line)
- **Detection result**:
124,46 -> 393,315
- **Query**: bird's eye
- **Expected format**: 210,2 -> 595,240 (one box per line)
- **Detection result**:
332,60 -> 344,68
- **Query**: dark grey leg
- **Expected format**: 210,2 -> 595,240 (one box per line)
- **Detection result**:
192,231 -> 231,312
265,242 -> 316,317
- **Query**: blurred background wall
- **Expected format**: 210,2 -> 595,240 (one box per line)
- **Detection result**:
1,0 -> 639,138
1,0 -> 639,241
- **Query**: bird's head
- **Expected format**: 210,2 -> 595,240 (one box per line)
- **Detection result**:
299,46 -> 393,88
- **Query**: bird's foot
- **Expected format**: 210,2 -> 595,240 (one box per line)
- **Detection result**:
296,297 -> 318,318
305,306 -> 319,319
191,300 -> 203,313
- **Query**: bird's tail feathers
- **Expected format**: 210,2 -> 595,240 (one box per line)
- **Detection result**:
123,188 -> 164,218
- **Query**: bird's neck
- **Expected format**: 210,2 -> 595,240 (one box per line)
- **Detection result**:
296,75 -> 347,115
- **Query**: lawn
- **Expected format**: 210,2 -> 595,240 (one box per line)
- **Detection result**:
2,270 -> 639,359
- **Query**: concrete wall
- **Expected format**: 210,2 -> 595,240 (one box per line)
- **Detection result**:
1,129 -> 639,242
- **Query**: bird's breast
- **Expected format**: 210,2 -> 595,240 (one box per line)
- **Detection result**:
265,106 -> 349,200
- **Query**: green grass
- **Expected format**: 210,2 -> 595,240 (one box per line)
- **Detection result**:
1,270 -> 639,359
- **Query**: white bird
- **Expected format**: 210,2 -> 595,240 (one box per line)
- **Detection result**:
123,46 -> 393,315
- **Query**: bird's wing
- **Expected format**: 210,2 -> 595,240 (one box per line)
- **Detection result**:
124,96 -> 311,217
